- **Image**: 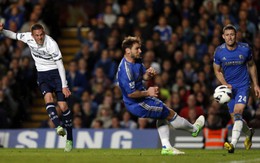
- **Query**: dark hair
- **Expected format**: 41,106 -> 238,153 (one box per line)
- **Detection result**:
121,36 -> 141,51
223,24 -> 237,33
31,23 -> 44,32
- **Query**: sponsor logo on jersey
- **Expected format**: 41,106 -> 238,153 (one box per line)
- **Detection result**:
20,34 -> 25,39
129,82 -> 135,89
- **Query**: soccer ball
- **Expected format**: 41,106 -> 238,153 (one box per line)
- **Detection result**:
213,85 -> 232,104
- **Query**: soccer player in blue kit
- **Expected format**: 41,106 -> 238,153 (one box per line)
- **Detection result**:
0,23 -> 73,152
116,36 -> 205,155
213,24 -> 260,153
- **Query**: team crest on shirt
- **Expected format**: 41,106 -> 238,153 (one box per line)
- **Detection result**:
239,55 -> 244,60
52,53 -> 59,58
20,34 -> 25,39
222,57 -> 226,61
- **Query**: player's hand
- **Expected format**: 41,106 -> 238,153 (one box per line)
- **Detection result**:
226,84 -> 232,89
0,23 -> 4,31
146,67 -> 157,77
254,85 -> 260,98
147,86 -> 159,97
62,87 -> 71,98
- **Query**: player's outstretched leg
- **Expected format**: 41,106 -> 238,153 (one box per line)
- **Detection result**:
56,126 -> 66,137
244,128 -> 255,150
157,120 -> 185,155
169,114 -> 205,136
192,115 -> 205,137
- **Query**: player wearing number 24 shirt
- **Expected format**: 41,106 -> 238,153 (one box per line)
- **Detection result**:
213,24 -> 260,153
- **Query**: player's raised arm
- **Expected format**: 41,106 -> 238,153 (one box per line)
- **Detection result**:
0,23 -> 3,31
143,67 -> 157,81
0,23 -> 18,40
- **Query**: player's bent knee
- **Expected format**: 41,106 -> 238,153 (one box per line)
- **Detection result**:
234,113 -> 242,121
58,101 -> 68,111
166,109 -> 176,121
44,93 -> 54,103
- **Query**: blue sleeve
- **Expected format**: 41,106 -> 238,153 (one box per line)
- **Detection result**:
213,49 -> 221,65
246,47 -> 253,62
118,68 -> 136,95
142,63 -> 146,75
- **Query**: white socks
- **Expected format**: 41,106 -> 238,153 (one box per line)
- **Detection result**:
169,114 -> 196,133
231,120 -> 243,147
157,120 -> 172,149
157,114 -> 197,149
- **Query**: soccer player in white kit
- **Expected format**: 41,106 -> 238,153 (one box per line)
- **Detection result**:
0,23 -> 73,152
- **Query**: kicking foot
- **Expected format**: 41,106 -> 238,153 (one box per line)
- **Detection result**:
161,147 -> 185,155
192,115 -> 205,137
244,128 -> 255,150
56,126 -> 66,137
224,142 -> 235,153
64,140 -> 73,152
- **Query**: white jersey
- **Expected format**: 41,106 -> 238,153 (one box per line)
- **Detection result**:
17,32 -> 62,72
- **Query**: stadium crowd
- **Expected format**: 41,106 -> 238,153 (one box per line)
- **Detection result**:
0,0 -> 259,130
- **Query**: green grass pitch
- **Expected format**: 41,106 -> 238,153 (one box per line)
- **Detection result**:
0,148 -> 260,163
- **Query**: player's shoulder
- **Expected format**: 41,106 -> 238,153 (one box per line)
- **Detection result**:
237,42 -> 250,49
45,35 -> 57,44
214,43 -> 226,54
216,43 -> 226,51
45,35 -> 59,48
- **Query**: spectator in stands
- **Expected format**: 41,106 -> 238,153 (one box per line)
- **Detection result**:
109,115 -> 122,129
166,92 -> 183,114
137,118 -> 150,129
135,9 -> 153,41
93,49 -> 117,81
4,3 -> 24,30
120,111 -> 137,129
73,115 -> 83,129
103,4 -> 117,28
91,118 -> 103,129
96,104 -> 113,128
74,43 -> 97,73
81,100 -> 97,128
216,3 -> 237,26
66,60 -> 90,100
40,118 -> 55,128
20,11 -> 49,34
179,94 -> 204,122
153,16 -> 172,44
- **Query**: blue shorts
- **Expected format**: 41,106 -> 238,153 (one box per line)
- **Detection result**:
37,69 -> 65,101
125,97 -> 170,119
227,86 -> 249,113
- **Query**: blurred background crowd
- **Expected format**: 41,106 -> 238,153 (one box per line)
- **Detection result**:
0,0 -> 259,131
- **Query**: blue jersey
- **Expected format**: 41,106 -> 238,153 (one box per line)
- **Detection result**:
116,57 -> 170,119
116,58 -> 146,104
214,42 -> 252,88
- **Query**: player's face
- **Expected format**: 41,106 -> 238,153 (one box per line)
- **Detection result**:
130,43 -> 142,59
222,29 -> 236,47
32,29 -> 45,45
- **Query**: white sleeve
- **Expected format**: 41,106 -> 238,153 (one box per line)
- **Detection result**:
55,59 -> 68,88
2,29 -> 17,39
